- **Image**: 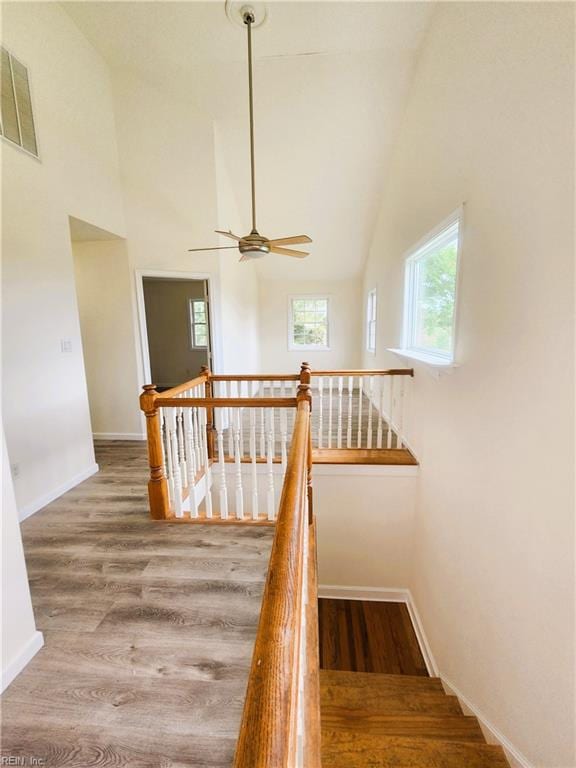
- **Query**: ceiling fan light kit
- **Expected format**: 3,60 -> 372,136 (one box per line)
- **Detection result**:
188,4 -> 312,262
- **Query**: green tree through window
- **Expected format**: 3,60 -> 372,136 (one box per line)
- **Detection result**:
415,243 -> 457,353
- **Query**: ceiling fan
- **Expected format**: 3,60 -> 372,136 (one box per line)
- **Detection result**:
188,7 -> 312,262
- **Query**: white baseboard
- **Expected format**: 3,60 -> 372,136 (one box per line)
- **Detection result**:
441,676 -> 534,768
318,583 -> 531,768
93,432 -> 146,441
18,462 -> 99,522
1,630 -> 44,693
319,584 -> 409,602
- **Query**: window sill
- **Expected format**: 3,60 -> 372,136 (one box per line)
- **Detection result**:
387,348 -> 459,377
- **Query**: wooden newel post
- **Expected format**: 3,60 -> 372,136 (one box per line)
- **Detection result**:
140,384 -> 170,520
200,365 -> 216,459
298,362 -> 314,524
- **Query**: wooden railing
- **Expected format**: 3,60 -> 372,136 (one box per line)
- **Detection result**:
139,363 -> 413,520
234,381 -> 321,766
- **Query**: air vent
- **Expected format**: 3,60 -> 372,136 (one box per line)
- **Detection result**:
0,47 -> 38,158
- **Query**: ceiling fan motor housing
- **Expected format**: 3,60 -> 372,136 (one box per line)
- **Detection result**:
239,230 -> 270,257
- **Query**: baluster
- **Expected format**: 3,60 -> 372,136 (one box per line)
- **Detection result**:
280,406 -> 288,472
176,407 -> 186,485
192,394 -> 202,472
367,375 -> 374,449
168,409 -> 183,517
227,381 -> 235,458
234,407 -> 244,519
184,407 -> 198,516
387,376 -> 394,449
259,381 -> 266,458
397,377 -> 405,449
239,382 -> 245,459
337,376 -> 344,448
250,408 -> 258,520
216,409 -> 228,519
377,376 -> 384,449
266,407 -> 275,521
347,376 -> 353,448
327,376 -> 333,449
163,408 -> 175,504
159,408 -> 172,506
200,407 -> 213,518
271,381 -> 276,455
357,376 -> 363,448
317,377 -> 323,449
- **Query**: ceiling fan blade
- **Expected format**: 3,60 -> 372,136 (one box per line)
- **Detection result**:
215,230 -> 242,241
268,235 -> 312,247
270,246 -> 309,258
187,246 -> 239,252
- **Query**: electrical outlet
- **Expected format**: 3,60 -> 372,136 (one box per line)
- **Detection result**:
60,338 -> 73,353
11,463 -> 20,478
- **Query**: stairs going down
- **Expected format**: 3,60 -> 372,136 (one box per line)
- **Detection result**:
320,670 -> 510,767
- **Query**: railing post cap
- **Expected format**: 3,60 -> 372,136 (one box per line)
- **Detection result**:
142,384 -> 157,392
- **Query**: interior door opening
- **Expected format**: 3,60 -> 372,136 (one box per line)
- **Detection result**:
142,277 -> 212,392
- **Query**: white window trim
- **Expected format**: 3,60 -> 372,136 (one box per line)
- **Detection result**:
366,288 -> 377,355
395,207 -> 464,368
288,295 -> 331,351
189,298 -> 208,349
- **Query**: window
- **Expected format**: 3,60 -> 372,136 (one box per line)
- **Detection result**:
366,289 -> 377,354
189,299 -> 208,348
0,47 -> 38,157
289,297 -> 329,350
402,211 -> 461,363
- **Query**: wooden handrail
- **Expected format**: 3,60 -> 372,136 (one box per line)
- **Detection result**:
234,397 -> 319,767
310,368 -> 414,377
155,397 -> 298,408
158,373 -> 208,398
211,373 -> 300,382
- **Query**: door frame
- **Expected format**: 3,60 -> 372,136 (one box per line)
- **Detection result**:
134,269 -> 222,389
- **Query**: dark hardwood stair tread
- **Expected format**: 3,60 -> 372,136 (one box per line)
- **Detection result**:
321,712 -> 485,742
321,732 -> 510,768
320,669 -> 444,693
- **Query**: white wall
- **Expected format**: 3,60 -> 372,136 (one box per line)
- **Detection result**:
258,278 -> 362,373
315,467 -> 417,589
1,428 -> 43,691
111,74 -> 261,378
72,240 -> 142,438
1,3 -> 126,515
362,4 -> 574,766
214,123 -> 261,374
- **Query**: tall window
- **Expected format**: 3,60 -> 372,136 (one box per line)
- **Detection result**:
0,47 -> 39,157
403,212 -> 461,362
189,299 -> 208,349
289,297 -> 329,350
366,289 -> 377,354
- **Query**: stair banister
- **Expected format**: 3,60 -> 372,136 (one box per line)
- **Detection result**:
233,379 -> 320,767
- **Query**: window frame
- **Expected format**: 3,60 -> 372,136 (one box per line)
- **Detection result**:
401,208 -> 463,365
189,298 -> 209,350
366,288 -> 377,355
0,46 -> 40,161
288,295 -> 331,351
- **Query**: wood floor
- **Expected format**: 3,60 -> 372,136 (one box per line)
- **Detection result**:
1,441 -> 274,768
319,599 -> 428,676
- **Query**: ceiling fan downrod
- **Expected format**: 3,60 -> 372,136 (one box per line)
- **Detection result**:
243,8 -> 258,234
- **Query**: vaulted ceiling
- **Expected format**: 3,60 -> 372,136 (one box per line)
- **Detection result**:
63,1 -> 434,279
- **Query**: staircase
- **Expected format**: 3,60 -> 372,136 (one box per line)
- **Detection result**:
321,669 -> 510,767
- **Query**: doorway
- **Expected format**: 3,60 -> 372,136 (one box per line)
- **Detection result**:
141,277 -> 212,391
